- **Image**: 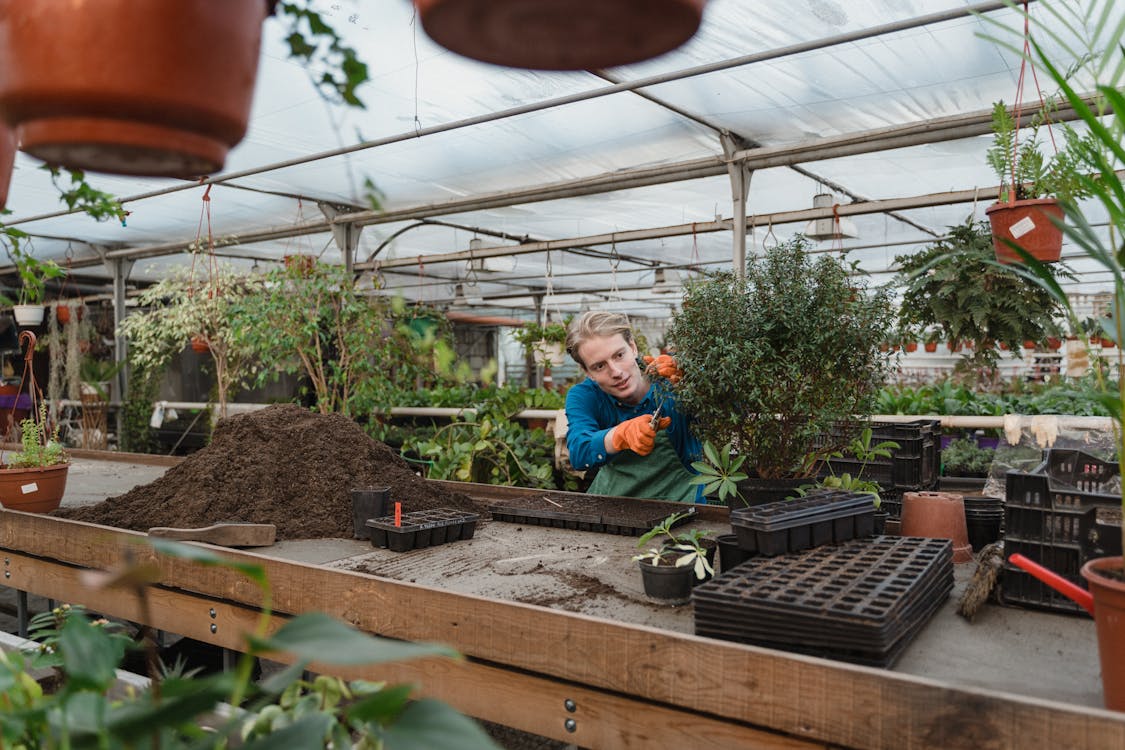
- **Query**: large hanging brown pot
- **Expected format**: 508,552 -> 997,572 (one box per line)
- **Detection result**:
0,0 -> 271,178
414,0 -> 707,70
0,124 -> 13,209
985,197 -> 1064,265
1081,556 -> 1125,712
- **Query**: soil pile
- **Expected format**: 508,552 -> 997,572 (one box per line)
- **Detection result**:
57,404 -> 485,540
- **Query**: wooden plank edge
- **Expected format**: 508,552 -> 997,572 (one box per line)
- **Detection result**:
0,443 -> 185,468
1,551 -> 817,750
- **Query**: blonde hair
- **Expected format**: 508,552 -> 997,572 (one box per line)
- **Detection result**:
566,311 -> 634,368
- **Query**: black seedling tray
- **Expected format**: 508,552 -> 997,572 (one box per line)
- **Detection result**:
692,536 -> 952,666
729,490 -> 875,555
490,499 -> 696,537
366,508 -> 480,553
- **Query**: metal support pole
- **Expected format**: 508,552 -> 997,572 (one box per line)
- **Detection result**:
16,590 -> 28,638
319,203 -> 363,274
722,132 -> 753,278
107,257 -> 134,444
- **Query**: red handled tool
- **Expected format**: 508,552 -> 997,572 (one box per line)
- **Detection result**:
1008,553 -> 1095,616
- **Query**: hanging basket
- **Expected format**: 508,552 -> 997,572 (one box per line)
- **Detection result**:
414,0 -> 707,71
985,198 -> 1064,264
0,0 -> 270,177
190,334 -> 210,354
0,124 -> 13,210
12,304 -> 44,327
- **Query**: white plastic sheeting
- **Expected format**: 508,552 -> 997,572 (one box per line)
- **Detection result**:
1,0 -> 1120,318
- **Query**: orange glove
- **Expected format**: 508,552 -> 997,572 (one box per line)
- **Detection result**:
643,354 -> 683,384
611,414 -> 672,456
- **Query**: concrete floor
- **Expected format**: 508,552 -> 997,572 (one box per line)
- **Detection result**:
0,456 -> 1106,711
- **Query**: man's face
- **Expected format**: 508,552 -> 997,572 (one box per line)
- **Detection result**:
577,333 -> 646,404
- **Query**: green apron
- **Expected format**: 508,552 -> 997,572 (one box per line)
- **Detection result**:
588,430 -> 697,503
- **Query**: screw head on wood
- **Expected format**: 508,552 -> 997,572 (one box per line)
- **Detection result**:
564,718 -> 577,733
564,698 -> 576,713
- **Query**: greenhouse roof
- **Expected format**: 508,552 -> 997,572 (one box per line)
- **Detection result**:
1,0 -> 1121,321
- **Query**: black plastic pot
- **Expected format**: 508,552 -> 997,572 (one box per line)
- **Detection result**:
716,533 -> 754,572
350,487 -> 390,540
735,476 -> 808,506
638,558 -> 693,603
965,513 -> 1003,552
874,510 -> 888,535
366,508 -> 480,553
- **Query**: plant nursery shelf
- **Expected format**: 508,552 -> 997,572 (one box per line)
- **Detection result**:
1,502 -> 1123,750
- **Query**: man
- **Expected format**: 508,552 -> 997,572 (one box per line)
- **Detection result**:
564,311 -> 700,502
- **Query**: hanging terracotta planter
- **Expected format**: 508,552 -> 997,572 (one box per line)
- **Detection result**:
414,0 -> 707,71
985,198 -> 1065,265
190,334 -> 210,354
1047,336 -> 1062,350
0,0 -> 270,177
1081,556 -> 1125,712
0,124 -> 13,210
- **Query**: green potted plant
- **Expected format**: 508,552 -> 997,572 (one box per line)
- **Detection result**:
987,0 -> 1125,710
633,511 -> 715,602
1,241 -> 65,327
78,355 -> 125,402
984,99 -> 1095,264
894,217 -> 1066,376
667,236 -> 894,503
941,437 -> 996,479
512,317 -> 571,367
0,402 -> 69,513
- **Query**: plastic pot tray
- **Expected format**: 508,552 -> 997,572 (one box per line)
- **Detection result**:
490,495 -> 696,536
366,508 -> 480,553
692,536 -> 953,667
729,490 -> 875,556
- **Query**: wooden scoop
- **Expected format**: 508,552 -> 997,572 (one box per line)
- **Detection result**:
147,523 -> 276,548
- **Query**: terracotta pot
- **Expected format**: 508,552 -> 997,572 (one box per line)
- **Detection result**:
190,334 -> 209,354
985,198 -> 1065,264
0,123 -> 13,210
900,491 -> 972,563
1023,340 -> 1037,350
924,341 -> 938,353
904,341 -> 918,353
998,341 -> 1009,350
0,463 -> 69,513
414,0 -> 706,71
283,254 -> 316,276
948,340 -> 962,352
1047,336 -> 1062,350
1081,556 -> 1125,712
0,0 -> 269,177
1102,338 -> 1116,349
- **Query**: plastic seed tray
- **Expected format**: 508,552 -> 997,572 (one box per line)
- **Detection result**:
366,508 -> 480,553
1000,450 -> 1121,614
692,536 -> 953,667
490,497 -> 696,537
728,490 -> 875,555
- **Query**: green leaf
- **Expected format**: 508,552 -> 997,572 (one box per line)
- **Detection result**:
59,616 -> 124,690
250,612 -> 460,665
373,698 -> 502,750
241,713 -> 335,750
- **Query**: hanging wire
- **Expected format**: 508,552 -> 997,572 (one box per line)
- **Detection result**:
763,217 -> 778,249
1009,0 -> 1058,199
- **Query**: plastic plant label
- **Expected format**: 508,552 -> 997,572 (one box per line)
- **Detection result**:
1009,216 -> 1036,239
20,482 -> 38,494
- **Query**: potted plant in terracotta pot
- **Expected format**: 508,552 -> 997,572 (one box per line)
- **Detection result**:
512,317 -> 571,368
666,236 -> 894,504
984,99 -> 1093,264
0,402 -> 69,513
997,3 -> 1125,710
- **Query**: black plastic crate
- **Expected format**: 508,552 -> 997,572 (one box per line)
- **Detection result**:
814,419 -> 940,492
1000,455 -> 1121,614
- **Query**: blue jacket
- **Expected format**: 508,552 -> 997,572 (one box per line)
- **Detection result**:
565,378 -> 700,472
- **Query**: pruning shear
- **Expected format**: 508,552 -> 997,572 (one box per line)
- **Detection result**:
650,393 -> 668,430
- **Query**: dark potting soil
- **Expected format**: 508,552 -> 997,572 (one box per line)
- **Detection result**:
55,404 -> 486,540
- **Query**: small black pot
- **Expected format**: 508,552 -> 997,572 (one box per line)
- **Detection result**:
874,510 -> 889,535
716,533 -> 754,572
735,476 -> 808,506
638,559 -> 693,603
350,487 -> 390,540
